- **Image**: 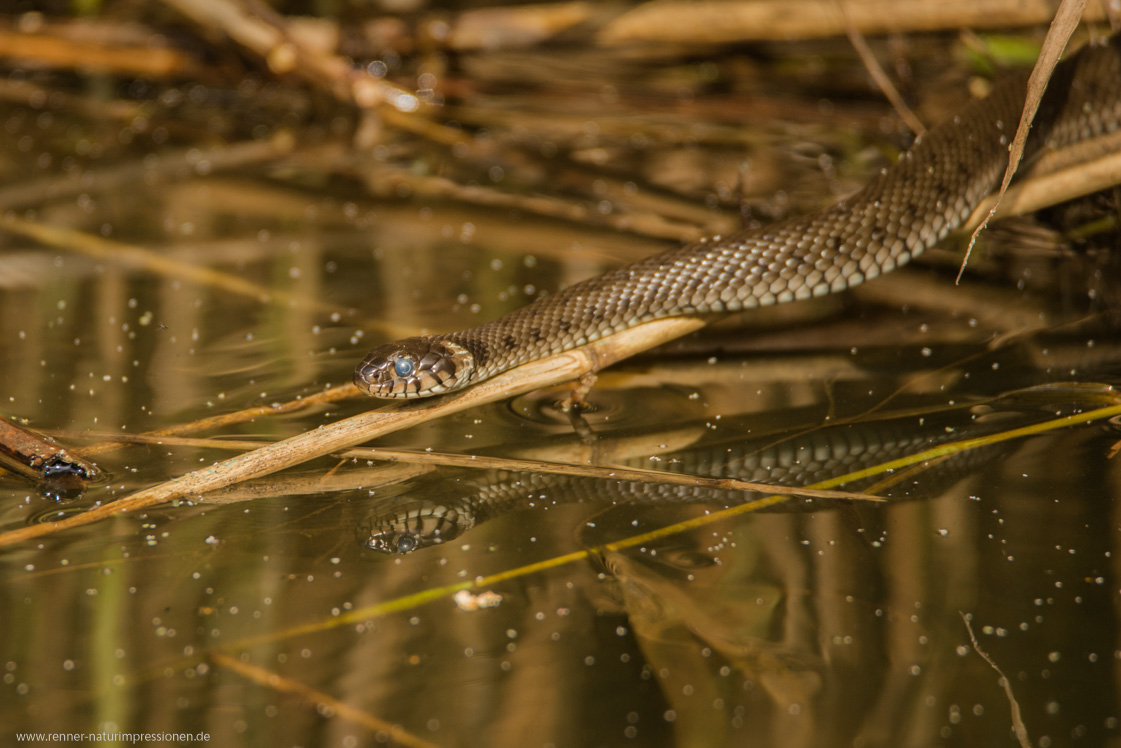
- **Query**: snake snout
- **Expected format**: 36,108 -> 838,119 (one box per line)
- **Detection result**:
354,337 -> 475,398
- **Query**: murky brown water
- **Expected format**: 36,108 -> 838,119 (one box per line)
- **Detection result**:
2,16 -> 1121,748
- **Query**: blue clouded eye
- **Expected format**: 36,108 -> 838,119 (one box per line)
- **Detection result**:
393,356 -> 415,377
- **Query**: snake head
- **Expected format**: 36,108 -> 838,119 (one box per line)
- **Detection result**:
361,502 -> 469,554
354,337 -> 475,398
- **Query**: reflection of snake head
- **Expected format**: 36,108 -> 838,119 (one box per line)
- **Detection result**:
354,337 -> 475,398
361,501 -> 472,554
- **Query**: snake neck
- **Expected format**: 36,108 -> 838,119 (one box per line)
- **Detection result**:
427,35 -> 1121,388
354,35 -> 1121,398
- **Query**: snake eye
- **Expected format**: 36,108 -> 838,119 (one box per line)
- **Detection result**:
395,534 -> 419,553
393,355 -> 415,378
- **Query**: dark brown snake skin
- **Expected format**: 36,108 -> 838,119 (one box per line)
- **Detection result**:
356,35 -> 1121,398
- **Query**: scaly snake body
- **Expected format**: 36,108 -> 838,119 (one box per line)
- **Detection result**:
357,35 -> 1121,398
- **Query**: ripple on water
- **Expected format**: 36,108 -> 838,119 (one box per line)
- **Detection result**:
504,386 -> 704,431
26,500 -> 94,526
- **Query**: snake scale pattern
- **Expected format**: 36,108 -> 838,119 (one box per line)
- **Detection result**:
356,34 -> 1121,398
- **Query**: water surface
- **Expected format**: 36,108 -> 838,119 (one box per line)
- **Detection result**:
2,20 -> 1120,748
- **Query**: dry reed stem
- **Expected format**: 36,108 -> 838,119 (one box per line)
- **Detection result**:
962,131 -> 1121,232
960,0 -> 1087,281
73,385 -> 361,459
64,431 -> 884,504
599,0 -> 1108,44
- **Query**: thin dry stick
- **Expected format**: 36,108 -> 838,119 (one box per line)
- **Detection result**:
598,0 -> 1107,44
962,133 -> 1121,231
212,652 -> 441,748
65,431 -> 884,504
960,612 -> 1031,748
78,385 -> 361,458
259,447 -> 886,502
371,170 -> 707,244
841,10 -> 926,136
958,0 -> 1088,282
0,317 -> 707,548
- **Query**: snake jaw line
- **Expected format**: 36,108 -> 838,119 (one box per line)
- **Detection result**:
353,337 -> 476,398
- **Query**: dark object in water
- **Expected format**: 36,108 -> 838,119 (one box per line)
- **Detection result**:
0,417 -> 102,499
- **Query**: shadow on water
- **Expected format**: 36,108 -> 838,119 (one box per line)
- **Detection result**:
2,7 -> 1121,747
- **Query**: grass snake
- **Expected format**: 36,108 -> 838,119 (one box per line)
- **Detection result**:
356,34 -> 1121,399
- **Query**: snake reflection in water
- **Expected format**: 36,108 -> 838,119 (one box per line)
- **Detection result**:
359,408 -> 1021,553
355,34 -> 1121,399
